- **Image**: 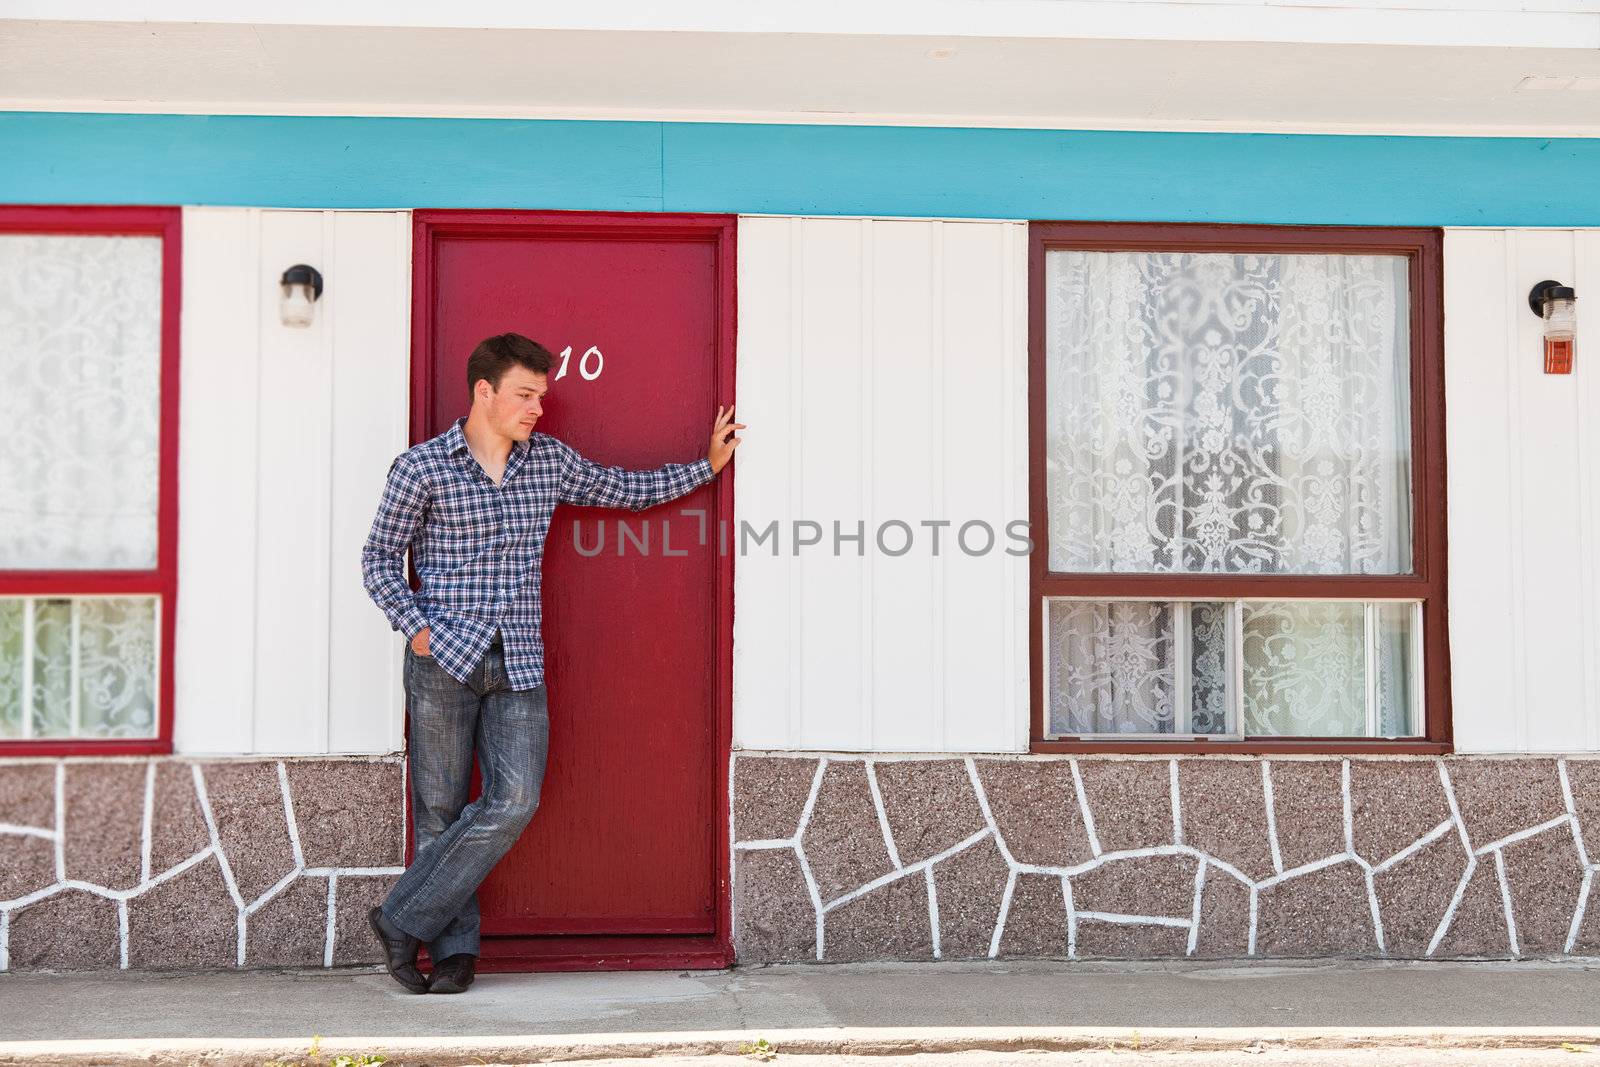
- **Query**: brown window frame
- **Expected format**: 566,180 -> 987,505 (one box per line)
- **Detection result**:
1027,221 -> 1450,755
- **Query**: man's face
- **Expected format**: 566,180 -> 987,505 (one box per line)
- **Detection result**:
476,365 -> 548,441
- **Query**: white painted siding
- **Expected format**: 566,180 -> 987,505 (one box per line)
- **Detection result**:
1445,228 -> 1600,753
175,208 -> 410,755
733,217 -> 1029,754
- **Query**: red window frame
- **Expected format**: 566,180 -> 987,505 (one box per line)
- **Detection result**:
1028,221 -> 1450,755
0,206 -> 181,756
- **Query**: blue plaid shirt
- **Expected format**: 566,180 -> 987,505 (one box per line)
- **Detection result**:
362,416 -> 715,691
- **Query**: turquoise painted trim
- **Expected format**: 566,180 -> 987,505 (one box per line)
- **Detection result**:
5,111 -> 1599,225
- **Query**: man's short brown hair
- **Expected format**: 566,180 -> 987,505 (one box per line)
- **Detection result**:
466,333 -> 554,397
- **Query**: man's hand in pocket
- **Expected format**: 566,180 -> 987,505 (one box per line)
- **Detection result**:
411,626 -> 432,656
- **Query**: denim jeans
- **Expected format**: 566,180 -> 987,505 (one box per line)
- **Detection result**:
382,637 -> 550,959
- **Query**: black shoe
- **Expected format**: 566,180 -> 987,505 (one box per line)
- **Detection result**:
428,953 -> 477,994
367,906 -> 428,994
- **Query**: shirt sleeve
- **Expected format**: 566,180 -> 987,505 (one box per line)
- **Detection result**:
361,452 -> 431,640
555,440 -> 716,512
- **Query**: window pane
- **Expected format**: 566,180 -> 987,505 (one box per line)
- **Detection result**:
0,235 -> 163,569
1242,601 -> 1368,737
0,600 -> 20,737
1375,602 -> 1420,737
0,597 -> 158,740
1044,250 -> 1412,575
1045,600 -> 1229,736
31,599 -> 74,737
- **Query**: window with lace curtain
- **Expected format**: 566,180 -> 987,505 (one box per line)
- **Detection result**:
1029,223 -> 1448,753
0,207 -> 180,754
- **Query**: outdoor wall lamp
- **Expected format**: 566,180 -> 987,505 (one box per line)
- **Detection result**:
1529,280 -> 1576,374
280,264 -> 324,328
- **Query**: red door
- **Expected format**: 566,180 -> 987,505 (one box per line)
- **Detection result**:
411,211 -> 735,971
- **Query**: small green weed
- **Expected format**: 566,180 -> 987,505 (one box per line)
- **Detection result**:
738,1036 -> 778,1061
263,1033 -> 387,1067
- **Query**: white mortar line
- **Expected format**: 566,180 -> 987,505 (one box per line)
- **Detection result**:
1439,761 -> 1474,854
244,868 -> 303,916
988,869 -> 1017,959
924,866 -> 941,960
796,758 -> 828,841
301,866 -> 406,877
277,761 -> 306,870
191,765 -> 246,911
1254,852 -> 1350,890
322,874 -> 338,968
1247,885 -> 1259,956
965,758 -> 1017,867
1373,820 -> 1456,874
1494,849 -> 1521,957
139,762 -> 155,885
1061,875 -> 1077,960
137,847 -> 216,896
864,761 -> 903,869
1566,868 -> 1593,954
1200,855 -> 1254,888
1075,911 -> 1192,929
1341,760 -> 1356,857
0,824 -> 54,840
52,762 -> 65,882
1168,759 -> 1183,846
236,912 -> 248,967
117,899 -> 129,970
0,910 -> 8,971
1070,760 -> 1102,858
1262,761 -> 1284,875
1365,866 -> 1386,955
1186,861 -> 1207,957
1427,855 -> 1478,957
796,844 -> 825,962
821,829 -> 990,912
733,839 -> 798,851
1475,814 -> 1572,856
1560,759 -> 1591,868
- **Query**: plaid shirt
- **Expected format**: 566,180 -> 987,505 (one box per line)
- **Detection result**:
362,416 -> 714,691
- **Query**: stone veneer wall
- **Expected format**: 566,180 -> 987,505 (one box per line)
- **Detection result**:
732,754 -> 1600,963
0,757 -> 403,971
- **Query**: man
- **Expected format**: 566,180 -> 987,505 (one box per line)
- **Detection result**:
360,332 -> 743,994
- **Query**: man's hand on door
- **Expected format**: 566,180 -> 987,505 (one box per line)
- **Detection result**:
708,405 -> 746,474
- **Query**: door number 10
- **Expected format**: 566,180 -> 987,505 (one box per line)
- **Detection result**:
554,345 -> 605,382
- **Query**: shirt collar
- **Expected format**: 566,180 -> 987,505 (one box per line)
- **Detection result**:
444,415 -> 531,464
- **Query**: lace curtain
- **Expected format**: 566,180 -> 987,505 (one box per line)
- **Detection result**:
1043,250 -> 1415,737
0,234 -> 162,569
0,234 -> 163,739
0,598 -> 158,739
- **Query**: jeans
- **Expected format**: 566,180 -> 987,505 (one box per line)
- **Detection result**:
382,637 -> 550,959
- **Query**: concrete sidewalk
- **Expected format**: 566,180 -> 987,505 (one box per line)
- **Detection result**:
2,959 -> 1600,1064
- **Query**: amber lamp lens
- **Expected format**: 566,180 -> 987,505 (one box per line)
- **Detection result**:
1544,295 -> 1576,375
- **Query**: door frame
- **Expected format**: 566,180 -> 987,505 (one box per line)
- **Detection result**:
409,209 -> 737,972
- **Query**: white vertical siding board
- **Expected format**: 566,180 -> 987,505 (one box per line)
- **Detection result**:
1444,230 -> 1519,753
1447,228 -> 1600,754
326,211 -> 412,755
1510,230 -> 1587,752
731,217 -> 796,750
1577,232 -> 1600,753
250,210 -> 337,755
733,215 -> 1029,754
867,220 -> 940,750
858,218 -> 876,749
796,218 -> 867,750
174,208 -> 260,755
1005,222 -> 1033,754
939,223 -> 1015,753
